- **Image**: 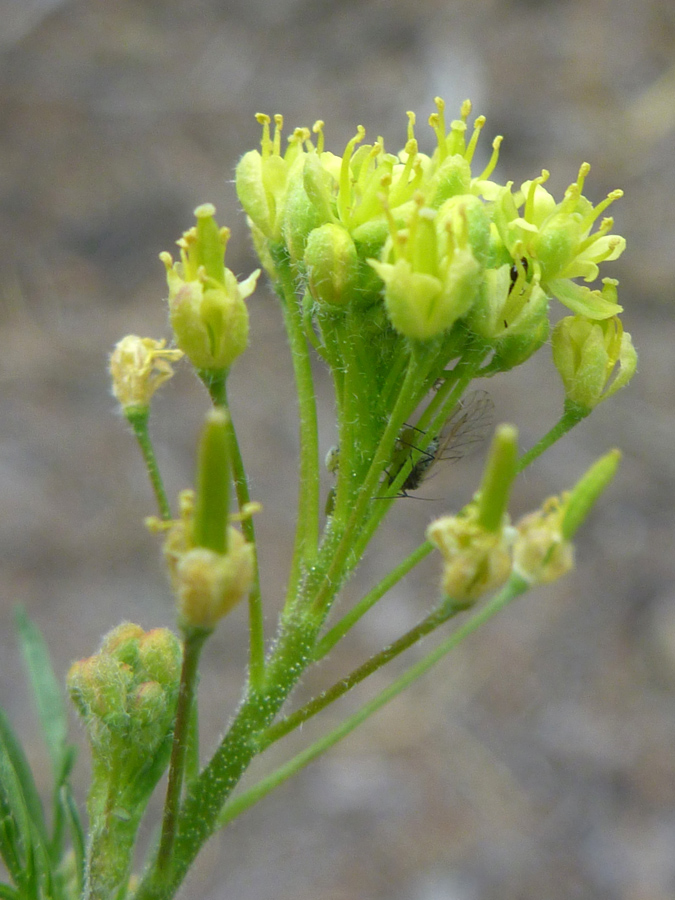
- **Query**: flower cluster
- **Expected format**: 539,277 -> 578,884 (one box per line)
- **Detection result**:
236,99 -> 630,355
234,100 -> 635,518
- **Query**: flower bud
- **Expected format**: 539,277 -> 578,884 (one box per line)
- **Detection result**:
161,205 -> 260,373
426,155 -> 472,208
305,223 -> 362,307
138,628 -> 183,687
281,154 -> 334,264
552,312 -> 637,412
110,336 -> 182,413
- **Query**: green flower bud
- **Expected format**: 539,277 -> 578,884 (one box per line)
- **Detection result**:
137,628 -> 183,687
68,655 -> 130,727
129,681 -> 167,734
101,622 -> 145,658
427,155 -> 472,208
351,219 -> 393,303
161,205 -> 260,373
304,223 -> 361,307
67,623 -> 182,898
552,312 -> 637,412
486,315 -> 550,373
281,155 -> 332,264
469,260 -> 550,369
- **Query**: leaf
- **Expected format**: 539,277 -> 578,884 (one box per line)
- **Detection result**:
0,708 -> 56,899
0,883 -> 21,900
14,608 -> 75,788
0,729 -> 37,895
0,707 -> 48,846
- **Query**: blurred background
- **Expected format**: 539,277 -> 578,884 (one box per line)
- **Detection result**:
1,1 -> 674,898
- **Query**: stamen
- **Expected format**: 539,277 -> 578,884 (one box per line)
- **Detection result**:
465,115 -> 486,164
255,113 -> 272,157
312,120 -> 325,154
273,114 -> 284,156
477,135 -> 503,181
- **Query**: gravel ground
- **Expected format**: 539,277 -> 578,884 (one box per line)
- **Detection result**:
1,1 -> 675,898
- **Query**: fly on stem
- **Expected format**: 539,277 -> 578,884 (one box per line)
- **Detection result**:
386,390 -> 495,498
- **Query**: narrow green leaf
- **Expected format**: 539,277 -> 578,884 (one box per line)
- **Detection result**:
61,786 -> 85,898
0,707 -> 48,844
14,608 -> 73,787
0,709 -> 57,899
0,882 -> 21,900
0,734 -> 36,893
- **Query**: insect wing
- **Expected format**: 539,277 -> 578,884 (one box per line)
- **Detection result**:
434,390 -> 495,463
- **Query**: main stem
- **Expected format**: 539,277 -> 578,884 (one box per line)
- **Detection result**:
132,613 -> 319,900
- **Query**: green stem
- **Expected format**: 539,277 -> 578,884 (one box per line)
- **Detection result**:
133,616 -> 319,900
125,408 -> 171,520
259,591 -> 468,751
414,342 -> 488,437
156,627 -> 210,881
216,573 -> 530,830
308,344 -> 435,619
314,542 -> 433,659
273,254 -> 321,605
516,404 -> 588,473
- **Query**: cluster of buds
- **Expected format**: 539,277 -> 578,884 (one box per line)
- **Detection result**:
67,623 -> 182,795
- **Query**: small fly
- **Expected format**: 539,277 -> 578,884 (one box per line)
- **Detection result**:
386,390 -> 494,497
